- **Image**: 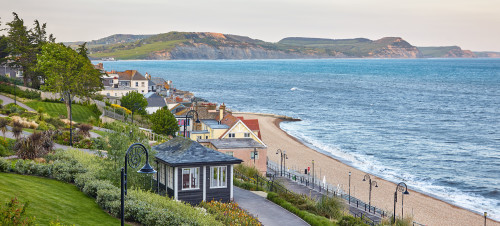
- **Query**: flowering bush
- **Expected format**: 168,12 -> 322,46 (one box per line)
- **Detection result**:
200,200 -> 261,226
110,104 -> 131,115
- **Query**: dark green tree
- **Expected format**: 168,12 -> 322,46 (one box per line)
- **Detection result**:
150,108 -> 179,136
5,13 -> 54,88
0,18 -> 9,64
120,91 -> 148,115
77,42 -> 88,60
37,43 -> 103,119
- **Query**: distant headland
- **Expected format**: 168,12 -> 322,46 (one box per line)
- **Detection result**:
64,32 -> 500,60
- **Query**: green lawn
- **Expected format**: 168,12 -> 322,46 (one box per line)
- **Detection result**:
25,101 -> 99,123
91,129 -> 108,137
0,173 -> 121,225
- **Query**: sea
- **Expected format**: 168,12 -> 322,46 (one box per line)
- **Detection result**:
96,58 -> 500,220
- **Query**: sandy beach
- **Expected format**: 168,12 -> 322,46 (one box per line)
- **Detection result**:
234,112 -> 499,226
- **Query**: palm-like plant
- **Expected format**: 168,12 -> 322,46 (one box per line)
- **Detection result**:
0,118 -> 8,139
12,121 -> 24,140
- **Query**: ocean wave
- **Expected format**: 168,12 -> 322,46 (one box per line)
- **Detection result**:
280,121 -> 500,221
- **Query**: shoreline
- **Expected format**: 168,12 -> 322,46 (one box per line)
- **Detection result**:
234,112 -> 500,226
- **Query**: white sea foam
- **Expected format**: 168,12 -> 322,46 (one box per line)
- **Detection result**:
280,121 -> 500,221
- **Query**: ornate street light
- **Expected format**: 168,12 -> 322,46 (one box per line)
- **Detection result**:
393,182 -> 410,223
363,174 -> 378,209
276,149 -> 284,176
60,92 -> 72,147
121,143 -> 156,226
183,110 -> 200,138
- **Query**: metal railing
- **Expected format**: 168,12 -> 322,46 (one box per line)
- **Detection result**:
267,159 -> 428,226
103,108 -> 150,129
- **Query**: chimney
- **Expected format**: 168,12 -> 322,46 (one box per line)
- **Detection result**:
219,103 -> 225,122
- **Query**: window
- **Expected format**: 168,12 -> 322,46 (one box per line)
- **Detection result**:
197,136 -> 202,140
205,136 -> 208,139
141,90 -> 144,93
210,166 -> 227,188
251,151 -> 259,160
114,93 -> 117,96
244,133 -> 250,138
141,82 -> 145,87
225,151 -> 234,157
228,133 -> 235,138
107,93 -> 110,96
182,168 -> 199,190
135,82 -> 139,87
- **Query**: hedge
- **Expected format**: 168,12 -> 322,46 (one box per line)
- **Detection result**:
267,192 -> 334,226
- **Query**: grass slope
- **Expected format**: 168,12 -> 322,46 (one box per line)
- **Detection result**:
90,39 -> 186,59
0,173 -> 120,225
25,101 -> 99,123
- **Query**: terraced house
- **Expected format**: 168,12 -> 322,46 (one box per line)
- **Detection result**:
100,69 -> 149,97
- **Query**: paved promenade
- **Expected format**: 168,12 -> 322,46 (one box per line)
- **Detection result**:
0,94 -> 35,111
233,187 -> 309,226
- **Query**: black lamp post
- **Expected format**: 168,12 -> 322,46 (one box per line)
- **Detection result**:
312,160 -> 315,189
276,149 -> 284,176
393,182 -> 410,223
363,174 -> 378,209
60,92 -> 72,147
252,148 -> 258,166
283,152 -> 288,176
13,83 -> 17,105
183,110 -> 200,138
121,143 -> 156,226
348,171 -> 351,204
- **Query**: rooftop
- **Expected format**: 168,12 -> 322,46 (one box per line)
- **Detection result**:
201,119 -> 230,130
199,138 -> 266,149
154,137 -> 242,166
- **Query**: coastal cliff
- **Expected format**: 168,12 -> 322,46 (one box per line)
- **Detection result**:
418,46 -> 477,58
85,32 -> 483,60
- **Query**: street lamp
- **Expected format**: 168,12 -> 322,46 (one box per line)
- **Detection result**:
393,182 -> 410,223
252,148 -> 258,166
276,149 -> 284,176
363,174 -> 378,209
312,160 -> 315,189
60,92 -> 72,147
121,143 -> 156,226
183,110 -> 200,138
349,171 -> 351,204
283,152 -> 288,176
13,82 -> 16,106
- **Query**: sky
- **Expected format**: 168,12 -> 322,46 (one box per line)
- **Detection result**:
2,0 -> 500,51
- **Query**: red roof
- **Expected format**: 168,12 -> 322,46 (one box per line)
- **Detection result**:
241,119 -> 261,140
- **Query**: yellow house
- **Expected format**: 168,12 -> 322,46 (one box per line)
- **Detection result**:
190,119 -> 229,140
219,120 -> 265,145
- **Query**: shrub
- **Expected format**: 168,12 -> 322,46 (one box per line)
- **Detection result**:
37,121 -> 49,131
267,192 -> 334,226
89,104 -> 101,116
51,159 -> 86,183
0,158 -> 9,172
316,195 -> 345,220
0,197 -> 36,225
0,145 -> 13,157
338,215 -> 369,226
200,200 -> 261,226
15,131 -> 55,160
45,117 -> 66,128
74,172 -> 98,190
82,180 -> 116,198
78,124 -> 93,138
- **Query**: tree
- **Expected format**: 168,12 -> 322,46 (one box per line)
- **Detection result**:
77,42 -> 88,59
5,13 -> 54,88
150,108 -> 179,136
120,91 -> 148,115
37,42 -> 103,119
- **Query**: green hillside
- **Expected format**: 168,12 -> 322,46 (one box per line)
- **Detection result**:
418,46 -> 461,57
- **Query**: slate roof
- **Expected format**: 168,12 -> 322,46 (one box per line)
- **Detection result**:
201,119 -> 230,130
200,138 -> 266,150
150,77 -> 166,85
146,93 -> 166,108
154,137 -> 243,166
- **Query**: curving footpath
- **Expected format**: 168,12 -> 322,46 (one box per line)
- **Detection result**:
0,94 -> 35,111
233,187 -> 309,226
